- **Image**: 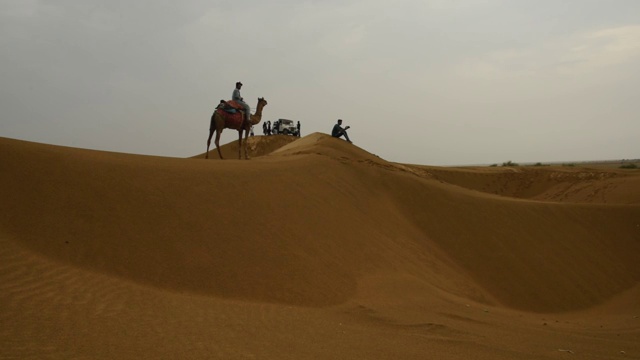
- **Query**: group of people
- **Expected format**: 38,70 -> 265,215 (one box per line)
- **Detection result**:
262,121 -> 273,135
261,120 -> 302,137
228,81 -> 352,143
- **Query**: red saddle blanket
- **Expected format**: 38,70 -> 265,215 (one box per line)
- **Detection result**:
224,100 -> 244,111
215,100 -> 246,130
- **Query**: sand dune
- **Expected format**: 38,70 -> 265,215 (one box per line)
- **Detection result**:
422,165 -> 640,204
1,134 -> 639,359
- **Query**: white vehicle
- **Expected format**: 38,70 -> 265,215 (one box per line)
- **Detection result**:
272,119 -> 298,136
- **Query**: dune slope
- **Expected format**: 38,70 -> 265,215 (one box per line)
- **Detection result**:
1,134 -> 639,359
2,135 -> 639,311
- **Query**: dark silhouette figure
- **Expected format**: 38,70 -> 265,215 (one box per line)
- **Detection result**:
331,119 -> 351,143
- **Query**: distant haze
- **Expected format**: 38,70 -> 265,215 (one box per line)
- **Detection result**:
1,0 -> 639,165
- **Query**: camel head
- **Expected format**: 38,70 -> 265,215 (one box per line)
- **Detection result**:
257,97 -> 267,108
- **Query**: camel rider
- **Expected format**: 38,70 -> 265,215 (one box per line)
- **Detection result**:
332,119 -> 352,143
232,81 -> 251,123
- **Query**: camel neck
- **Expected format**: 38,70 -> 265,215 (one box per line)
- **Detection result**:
254,102 -> 264,117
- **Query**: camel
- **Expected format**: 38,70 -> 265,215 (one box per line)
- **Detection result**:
206,97 -> 267,160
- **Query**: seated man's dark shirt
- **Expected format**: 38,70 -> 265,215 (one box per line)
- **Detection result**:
332,124 -> 343,137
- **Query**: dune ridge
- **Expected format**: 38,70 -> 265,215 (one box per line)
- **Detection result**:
1,134 -> 639,359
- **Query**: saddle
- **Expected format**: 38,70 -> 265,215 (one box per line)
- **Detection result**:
215,100 -> 246,130
217,100 -> 245,114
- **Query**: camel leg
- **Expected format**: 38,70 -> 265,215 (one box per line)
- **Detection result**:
215,130 -> 224,159
206,113 -> 218,159
206,129 -> 214,159
237,130 -> 243,159
244,127 -> 251,160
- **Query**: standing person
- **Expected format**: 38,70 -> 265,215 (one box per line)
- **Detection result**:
297,121 -> 301,137
262,122 -> 267,135
266,121 -> 271,135
232,81 -> 251,123
332,119 -> 352,143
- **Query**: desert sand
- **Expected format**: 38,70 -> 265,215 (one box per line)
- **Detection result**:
1,134 -> 639,359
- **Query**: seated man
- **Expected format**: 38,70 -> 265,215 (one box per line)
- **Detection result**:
331,119 -> 352,143
232,81 -> 251,123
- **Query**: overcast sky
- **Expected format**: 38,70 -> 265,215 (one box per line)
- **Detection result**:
1,0 -> 639,165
